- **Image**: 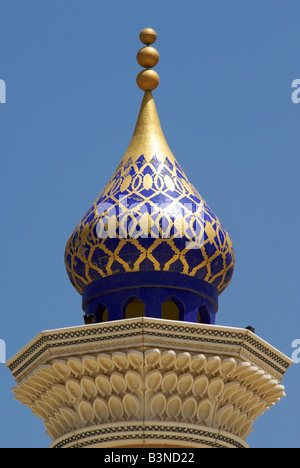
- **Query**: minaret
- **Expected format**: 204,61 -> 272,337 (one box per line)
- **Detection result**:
7,29 -> 292,449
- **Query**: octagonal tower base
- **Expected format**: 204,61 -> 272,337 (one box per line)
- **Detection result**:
7,318 -> 292,449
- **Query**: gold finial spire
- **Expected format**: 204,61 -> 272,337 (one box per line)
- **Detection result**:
136,28 -> 160,91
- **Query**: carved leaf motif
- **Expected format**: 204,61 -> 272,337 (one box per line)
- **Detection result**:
108,396 -> 124,420
125,370 -> 143,393
166,395 -> 182,419
146,370 -> 162,392
182,397 -> 197,421
150,393 -> 167,417
198,398 -> 213,423
193,375 -> 209,397
95,375 -> 112,397
78,401 -> 94,424
123,394 -> 141,418
93,398 -> 109,422
81,376 -> 97,400
66,379 -> 83,401
162,372 -> 178,394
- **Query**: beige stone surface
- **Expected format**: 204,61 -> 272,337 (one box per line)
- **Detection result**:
7,318 -> 292,448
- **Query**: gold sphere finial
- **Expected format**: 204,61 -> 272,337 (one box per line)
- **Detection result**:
136,28 -> 160,91
139,28 -> 157,46
137,46 -> 160,69
136,69 -> 160,91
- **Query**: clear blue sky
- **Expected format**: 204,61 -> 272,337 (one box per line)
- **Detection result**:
0,0 -> 299,448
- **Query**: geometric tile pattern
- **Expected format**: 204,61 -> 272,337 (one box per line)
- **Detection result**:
65,92 -> 235,297
65,155 -> 235,296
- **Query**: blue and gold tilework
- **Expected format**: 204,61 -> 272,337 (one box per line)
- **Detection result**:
65,92 -> 235,299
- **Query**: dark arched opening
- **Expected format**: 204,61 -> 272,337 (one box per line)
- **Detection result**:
95,303 -> 108,323
124,298 -> 145,319
161,298 -> 184,321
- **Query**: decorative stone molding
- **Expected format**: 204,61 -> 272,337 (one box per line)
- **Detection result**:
7,319 -> 292,448
51,423 -> 248,449
7,318 -> 291,382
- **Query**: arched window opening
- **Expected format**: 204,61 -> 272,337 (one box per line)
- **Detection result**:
125,298 -> 145,319
95,303 -> 109,323
161,299 -> 181,321
102,309 -> 108,322
198,310 -> 202,324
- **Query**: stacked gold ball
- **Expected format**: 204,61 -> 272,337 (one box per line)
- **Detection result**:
137,47 -> 159,69
136,28 -> 160,91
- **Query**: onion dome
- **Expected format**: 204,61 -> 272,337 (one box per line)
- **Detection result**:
65,29 -> 235,325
